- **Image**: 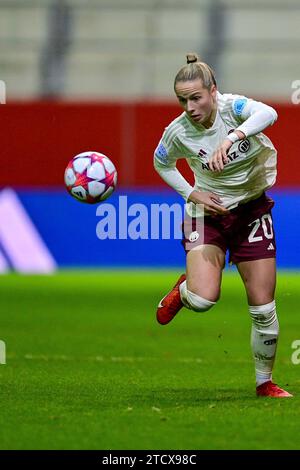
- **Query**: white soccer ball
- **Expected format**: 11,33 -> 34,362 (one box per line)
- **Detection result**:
64,151 -> 117,203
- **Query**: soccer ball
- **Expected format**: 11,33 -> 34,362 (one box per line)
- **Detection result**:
64,151 -> 117,203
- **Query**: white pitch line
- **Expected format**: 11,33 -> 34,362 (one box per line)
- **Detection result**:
5,355 -> 254,365
6,354 -> 206,363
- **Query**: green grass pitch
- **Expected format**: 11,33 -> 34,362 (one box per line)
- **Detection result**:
0,270 -> 299,450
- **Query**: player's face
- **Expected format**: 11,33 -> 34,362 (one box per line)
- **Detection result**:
175,79 -> 217,127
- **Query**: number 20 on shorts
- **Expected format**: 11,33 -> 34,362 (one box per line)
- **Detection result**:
248,214 -> 273,243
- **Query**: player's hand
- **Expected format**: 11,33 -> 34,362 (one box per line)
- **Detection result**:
187,190 -> 230,216
209,139 -> 233,172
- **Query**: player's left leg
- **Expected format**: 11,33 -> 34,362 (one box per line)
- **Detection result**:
237,258 -> 292,397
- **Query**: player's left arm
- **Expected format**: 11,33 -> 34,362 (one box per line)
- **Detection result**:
209,98 -> 278,172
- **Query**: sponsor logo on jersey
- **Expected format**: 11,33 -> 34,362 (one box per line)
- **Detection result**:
200,140 -> 250,171
233,98 -> 247,116
201,150 -> 243,171
201,163 -> 210,170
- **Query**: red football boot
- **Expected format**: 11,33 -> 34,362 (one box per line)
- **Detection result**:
256,381 -> 293,398
156,274 -> 186,325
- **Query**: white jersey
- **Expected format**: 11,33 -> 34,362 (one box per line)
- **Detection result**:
154,92 -> 278,215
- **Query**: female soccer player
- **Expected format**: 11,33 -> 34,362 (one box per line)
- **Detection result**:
154,53 -> 292,398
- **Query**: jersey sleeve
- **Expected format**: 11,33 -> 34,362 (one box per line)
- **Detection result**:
153,133 -> 194,201
231,95 -> 278,137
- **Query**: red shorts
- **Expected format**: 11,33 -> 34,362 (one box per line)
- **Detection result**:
182,193 -> 276,264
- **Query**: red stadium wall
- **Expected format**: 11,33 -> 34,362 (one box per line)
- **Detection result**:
1,101 -> 300,188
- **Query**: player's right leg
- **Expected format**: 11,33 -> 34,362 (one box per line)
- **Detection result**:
156,244 -> 225,325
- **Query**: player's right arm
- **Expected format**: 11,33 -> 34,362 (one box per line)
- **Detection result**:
154,137 -> 229,216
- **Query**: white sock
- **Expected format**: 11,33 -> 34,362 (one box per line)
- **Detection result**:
249,300 -> 279,387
